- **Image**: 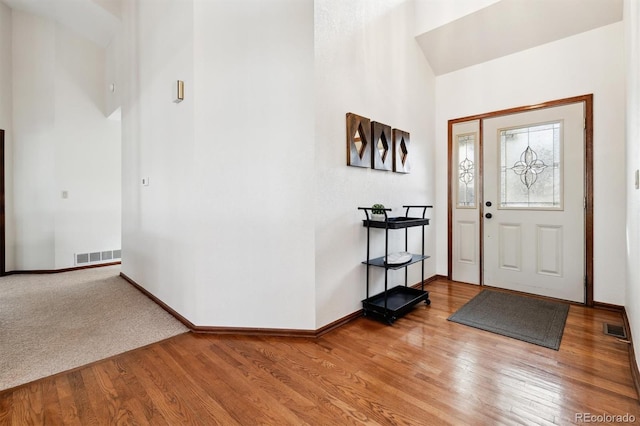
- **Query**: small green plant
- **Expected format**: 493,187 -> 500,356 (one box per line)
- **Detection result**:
372,204 -> 386,215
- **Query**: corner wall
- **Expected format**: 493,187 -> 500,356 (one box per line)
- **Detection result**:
122,0 -> 435,330
624,0 -> 640,379
122,0 -> 316,329
435,22 -> 626,305
314,0 -> 436,328
120,0 -> 197,324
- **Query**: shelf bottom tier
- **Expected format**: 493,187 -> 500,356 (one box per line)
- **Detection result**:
362,285 -> 430,324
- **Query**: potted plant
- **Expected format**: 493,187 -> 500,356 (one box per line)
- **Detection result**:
371,203 -> 387,221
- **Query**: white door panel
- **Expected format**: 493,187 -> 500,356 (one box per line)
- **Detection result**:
536,225 -> 563,276
497,223 -> 521,271
457,221 -> 477,264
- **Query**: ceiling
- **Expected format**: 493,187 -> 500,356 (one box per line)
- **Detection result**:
1,0 -> 120,47
1,0 -> 624,71
416,0 -> 624,76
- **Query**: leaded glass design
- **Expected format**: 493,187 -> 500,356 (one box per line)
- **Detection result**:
499,122 -> 562,209
457,133 -> 476,208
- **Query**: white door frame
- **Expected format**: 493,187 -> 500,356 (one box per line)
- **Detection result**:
447,94 -> 594,306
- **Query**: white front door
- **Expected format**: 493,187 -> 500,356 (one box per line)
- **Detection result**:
482,103 -> 585,302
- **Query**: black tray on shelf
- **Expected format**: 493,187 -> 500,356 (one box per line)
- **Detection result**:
362,254 -> 429,269
362,285 -> 430,324
362,217 -> 430,229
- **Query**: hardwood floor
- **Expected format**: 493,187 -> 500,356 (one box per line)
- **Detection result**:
1,279 -> 638,425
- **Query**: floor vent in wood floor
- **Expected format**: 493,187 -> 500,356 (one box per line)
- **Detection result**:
603,323 -> 627,339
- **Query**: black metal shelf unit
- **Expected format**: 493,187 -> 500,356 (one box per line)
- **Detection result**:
358,205 -> 433,324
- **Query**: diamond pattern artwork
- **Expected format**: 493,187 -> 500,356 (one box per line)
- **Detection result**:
346,113 -> 372,168
371,121 -> 392,171
346,113 -> 412,173
392,129 -> 410,174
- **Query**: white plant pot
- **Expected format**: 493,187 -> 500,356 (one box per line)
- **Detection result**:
371,214 -> 386,221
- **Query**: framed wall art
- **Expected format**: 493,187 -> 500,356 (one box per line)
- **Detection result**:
346,113 -> 372,168
371,121 -> 392,171
393,128 -> 410,174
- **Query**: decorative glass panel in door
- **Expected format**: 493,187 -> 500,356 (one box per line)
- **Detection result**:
457,133 -> 476,208
499,122 -> 562,209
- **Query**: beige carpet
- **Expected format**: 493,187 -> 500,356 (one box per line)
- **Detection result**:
0,265 -> 188,391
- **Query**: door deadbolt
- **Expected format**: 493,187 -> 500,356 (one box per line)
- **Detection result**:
485,213 -> 493,219
486,201 -> 492,207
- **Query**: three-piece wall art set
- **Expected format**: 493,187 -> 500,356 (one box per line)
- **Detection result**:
346,112 -> 410,173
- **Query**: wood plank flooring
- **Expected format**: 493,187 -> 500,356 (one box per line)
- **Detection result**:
1,279 -> 638,425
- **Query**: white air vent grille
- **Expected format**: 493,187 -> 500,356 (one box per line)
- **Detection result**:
75,249 -> 121,266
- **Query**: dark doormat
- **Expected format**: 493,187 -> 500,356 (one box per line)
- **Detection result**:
447,290 -> 570,350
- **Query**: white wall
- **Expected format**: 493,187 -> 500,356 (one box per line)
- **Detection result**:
91,0 -> 121,19
0,2 -> 14,271
314,0 -> 436,328
122,0 -> 435,330
104,30 -> 121,118
52,23 -> 121,268
414,0 -> 500,34
10,9 -> 121,270
122,0 -> 316,329
193,0 -> 315,328
0,4 -> 11,127
121,0 -> 197,323
435,22 -> 626,305
625,0 -> 640,375
12,11 -> 56,269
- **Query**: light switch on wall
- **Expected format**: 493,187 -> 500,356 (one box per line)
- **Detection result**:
61,190 -> 68,199
142,177 -> 150,186
635,170 -> 639,190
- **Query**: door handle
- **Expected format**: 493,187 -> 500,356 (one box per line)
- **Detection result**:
485,213 -> 493,219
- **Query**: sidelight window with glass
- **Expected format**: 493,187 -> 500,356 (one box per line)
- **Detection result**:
457,133 -> 477,208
